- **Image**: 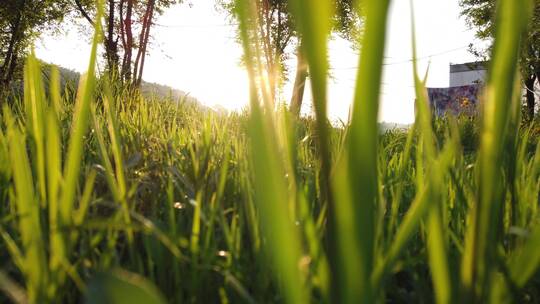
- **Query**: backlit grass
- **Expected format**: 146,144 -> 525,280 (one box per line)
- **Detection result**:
0,0 -> 539,303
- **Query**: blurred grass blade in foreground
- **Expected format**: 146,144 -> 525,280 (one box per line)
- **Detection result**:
236,0 -> 308,303
331,0 -> 391,303
461,0 -> 532,301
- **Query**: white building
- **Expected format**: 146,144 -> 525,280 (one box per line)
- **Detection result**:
449,61 -> 487,87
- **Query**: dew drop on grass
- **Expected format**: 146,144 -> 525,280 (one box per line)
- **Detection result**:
173,202 -> 185,210
217,250 -> 230,258
298,256 -> 311,272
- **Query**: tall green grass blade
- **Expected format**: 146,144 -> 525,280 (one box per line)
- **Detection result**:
288,0 -> 333,193
101,83 -> 133,242
7,125 -> 47,302
50,66 -> 63,116
74,169 -> 97,226
330,0 -> 391,302
236,1 -> 308,303
0,227 -> 25,274
59,0 -> 103,230
491,138 -> 540,302
286,1 -> 335,299
92,106 -> 121,201
426,205 -> 452,304
409,3 -> 453,302
507,225 -> 540,288
46,107 -> 65,289
460,0 -> 532,301
0,269 -> 28,304
24,53 -> 47,204
386,123 -> 416,242
102,86 -> 127,201
190,190 -> 202,256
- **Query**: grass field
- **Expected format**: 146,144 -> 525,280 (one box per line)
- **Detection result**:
1,0 -> 540,303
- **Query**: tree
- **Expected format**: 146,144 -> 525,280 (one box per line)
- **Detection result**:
221,0 -> 297,103
290,0 -> 362,116
220,0 -> 361,115
74,0 -> 180,86
460,0 -> 540,121
0,0 -> 69,93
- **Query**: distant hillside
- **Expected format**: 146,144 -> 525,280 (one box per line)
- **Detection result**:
57,65 -> 201,102
140,81 -> 203,108
379,122 -> 411,132
6,62 -> 206,109
8,63 -> 411,126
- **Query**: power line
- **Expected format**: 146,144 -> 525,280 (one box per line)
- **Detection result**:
382,82 -> 416,88
384,45 -> 469,65
151,24 -> 469,70
330,45 -> 469,70
153,22 -> 238,28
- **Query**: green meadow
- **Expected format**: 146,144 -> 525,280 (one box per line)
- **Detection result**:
1,0 -> 540,303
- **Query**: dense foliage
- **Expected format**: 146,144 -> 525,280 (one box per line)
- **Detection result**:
0,0 -> 70,92
73,0 -> 182,86
460,0 -> 540,120
219,0 -> 361,115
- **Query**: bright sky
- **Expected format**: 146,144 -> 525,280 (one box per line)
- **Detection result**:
36,0 -> 482,124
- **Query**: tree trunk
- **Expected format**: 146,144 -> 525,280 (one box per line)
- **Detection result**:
0,2 -> 24,98
121,0 -> 134,83
0,35 -> 17,88
105,0 -> 119,74
133,0 -> 155,87
5,43 -> 20,89
525,74 -> 536,121
290,43 -> 308,117
256,0 -> 275,102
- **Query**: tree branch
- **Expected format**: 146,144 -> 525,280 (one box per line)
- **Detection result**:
74,0 -> 95,26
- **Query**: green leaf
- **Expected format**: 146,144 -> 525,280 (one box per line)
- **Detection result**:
85,270 -> 166,304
